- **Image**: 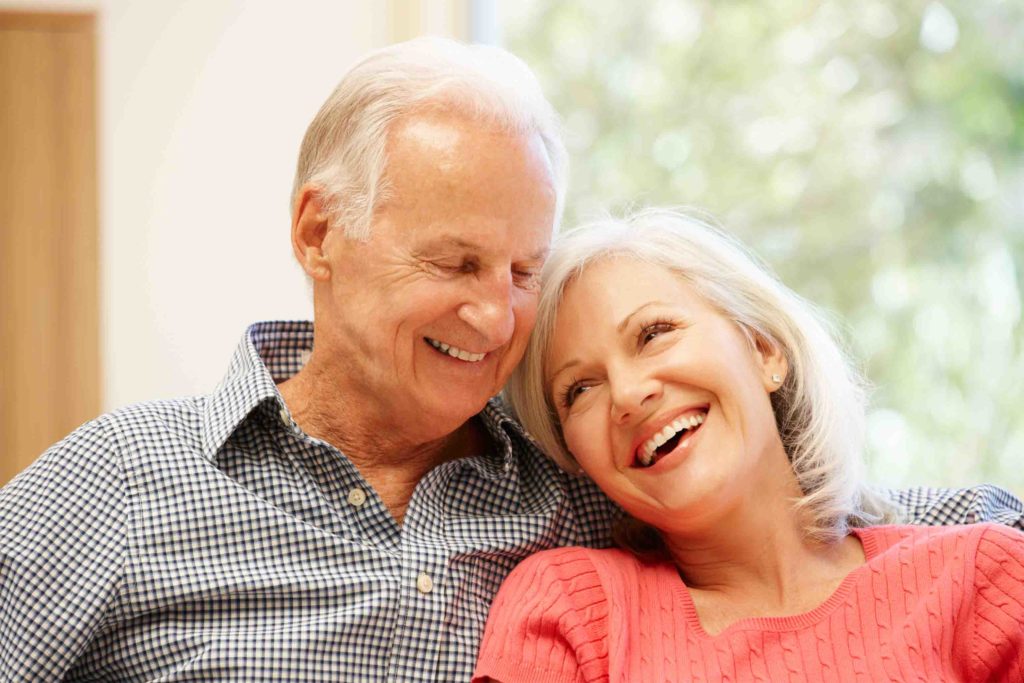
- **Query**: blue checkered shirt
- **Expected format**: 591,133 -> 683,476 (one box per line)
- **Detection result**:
1,321 -> 1022,682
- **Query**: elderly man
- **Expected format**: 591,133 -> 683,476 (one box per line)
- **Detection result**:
1,38 -> 1021,682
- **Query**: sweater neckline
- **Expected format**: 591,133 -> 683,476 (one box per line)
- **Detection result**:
669,528 -> 879,639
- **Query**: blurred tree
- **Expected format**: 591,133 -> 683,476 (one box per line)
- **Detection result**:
503,0 -> 1024,494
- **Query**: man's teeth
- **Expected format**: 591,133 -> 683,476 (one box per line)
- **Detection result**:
638,413 -> 705,466
427,338 -> 485,363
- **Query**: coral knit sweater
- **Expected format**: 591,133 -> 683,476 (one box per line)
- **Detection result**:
473,524 -> 1024,683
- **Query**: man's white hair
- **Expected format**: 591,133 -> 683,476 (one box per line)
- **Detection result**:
291,36 -> 568,240
505,208 -> 900,544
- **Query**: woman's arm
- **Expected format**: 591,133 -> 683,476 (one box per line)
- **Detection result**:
472,547 -> 609,683
965,524 -> 1024,682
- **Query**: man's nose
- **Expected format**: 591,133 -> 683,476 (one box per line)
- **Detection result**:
457,270 -> 516,347
609,371 -> 661,425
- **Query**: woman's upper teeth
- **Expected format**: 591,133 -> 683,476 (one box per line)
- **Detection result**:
640,413 -> 705,459
427,338 -> 485,362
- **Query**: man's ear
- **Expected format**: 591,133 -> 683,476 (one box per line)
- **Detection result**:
291,185 -> 332,281
753,333 -> 789,392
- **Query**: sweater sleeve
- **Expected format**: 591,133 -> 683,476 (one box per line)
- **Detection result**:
473,548 -> 609,683
965,524 -> 1024,683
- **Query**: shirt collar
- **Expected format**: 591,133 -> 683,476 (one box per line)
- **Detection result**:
201,321 -> 536,476
201,320 -> 313,462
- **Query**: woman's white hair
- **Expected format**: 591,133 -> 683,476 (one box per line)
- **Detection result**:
505,208 -> 899,544
291,36 -> 568,240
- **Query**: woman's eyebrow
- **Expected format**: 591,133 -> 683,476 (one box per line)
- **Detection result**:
546,358 -> 579,387
547,301 -> 672,384
616,301 -> 670,333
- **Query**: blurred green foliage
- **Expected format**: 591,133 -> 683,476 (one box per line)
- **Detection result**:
503,0 -> 1024,494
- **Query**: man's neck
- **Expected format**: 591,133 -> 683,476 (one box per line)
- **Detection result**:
276,366 -> 489,524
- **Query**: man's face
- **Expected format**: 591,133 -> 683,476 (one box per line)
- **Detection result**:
316,111 -> 557,439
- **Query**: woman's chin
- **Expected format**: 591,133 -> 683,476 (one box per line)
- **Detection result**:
629,485 -> 742,538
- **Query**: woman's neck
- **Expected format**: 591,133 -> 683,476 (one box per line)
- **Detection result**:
661,497 -> 865,633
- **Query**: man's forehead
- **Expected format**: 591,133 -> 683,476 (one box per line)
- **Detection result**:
390,114 -> 464,155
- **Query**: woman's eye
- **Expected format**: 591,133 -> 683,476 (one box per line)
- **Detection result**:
560,382 -> 590,408
638,321 -> 675,347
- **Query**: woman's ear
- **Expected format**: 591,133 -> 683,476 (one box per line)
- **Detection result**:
754,333 -> 789,392
291,185 -> 332,281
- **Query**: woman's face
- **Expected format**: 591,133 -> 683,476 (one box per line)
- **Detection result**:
546,256 -> 789,534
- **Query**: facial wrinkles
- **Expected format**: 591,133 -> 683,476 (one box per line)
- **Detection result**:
381,252 -> 437,287
303,111 -> 560,451
407,261 -> 521,373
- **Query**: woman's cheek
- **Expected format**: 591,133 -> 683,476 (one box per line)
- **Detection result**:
563,425 -> 590,465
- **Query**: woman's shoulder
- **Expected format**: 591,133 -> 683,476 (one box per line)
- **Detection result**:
492,546 -> 667,637
498,546 -> 658,601
508,545 -> 641,581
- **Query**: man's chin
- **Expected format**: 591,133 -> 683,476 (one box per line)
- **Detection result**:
412,391 -> 494,434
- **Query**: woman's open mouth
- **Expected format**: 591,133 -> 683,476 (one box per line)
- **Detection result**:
633,408 -> 708,468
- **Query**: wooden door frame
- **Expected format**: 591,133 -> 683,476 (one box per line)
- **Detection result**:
0,10 -> 100,484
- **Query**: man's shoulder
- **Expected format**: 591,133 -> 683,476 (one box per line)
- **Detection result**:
7,396 -> 209,488
87,395 -> 207,450
890,485 -> 1024,530
483,396 -> 621,547
46,319 -> 291,465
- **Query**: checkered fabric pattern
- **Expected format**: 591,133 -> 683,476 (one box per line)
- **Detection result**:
1,321 -> 1021,682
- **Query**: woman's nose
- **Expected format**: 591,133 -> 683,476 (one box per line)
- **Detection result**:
609,371 -> 661,425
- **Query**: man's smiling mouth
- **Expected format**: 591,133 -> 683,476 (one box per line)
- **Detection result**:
635,409 -> 708,468
425,337 -> 486,363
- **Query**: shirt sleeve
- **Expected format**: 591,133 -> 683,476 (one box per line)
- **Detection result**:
964,524 -> 1024,682
889,485 -> 1024,530
0,418 -> 127,682
472,548 -> 609,683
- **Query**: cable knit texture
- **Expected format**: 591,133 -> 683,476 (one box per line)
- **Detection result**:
473,524 -> 1024,682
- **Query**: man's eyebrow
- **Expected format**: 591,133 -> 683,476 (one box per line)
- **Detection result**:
415,236 -> 548,261
415,236 -> 479,253
524,246 -> 549,262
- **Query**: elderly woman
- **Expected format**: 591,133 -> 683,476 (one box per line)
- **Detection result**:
472,209 -> 1024,682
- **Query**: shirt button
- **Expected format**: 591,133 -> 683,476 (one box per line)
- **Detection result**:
416,572 -> 434,594
346,488 -> 367,507
279,407 -> 290,425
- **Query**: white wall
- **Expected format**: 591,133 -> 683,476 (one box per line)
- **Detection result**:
3,0 -> 389,409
